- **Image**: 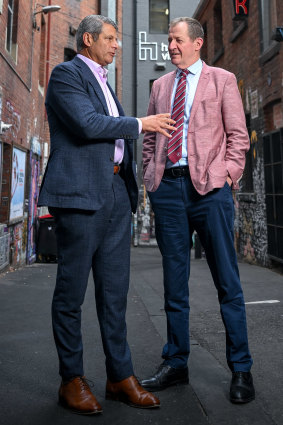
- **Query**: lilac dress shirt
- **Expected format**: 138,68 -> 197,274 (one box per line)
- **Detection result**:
77,54 -> 125,164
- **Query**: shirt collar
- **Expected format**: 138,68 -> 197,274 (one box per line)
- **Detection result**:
176,58 -> 203,77
77,54 -> 108,81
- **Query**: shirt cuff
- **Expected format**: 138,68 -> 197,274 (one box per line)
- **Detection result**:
136,118 -> 142,134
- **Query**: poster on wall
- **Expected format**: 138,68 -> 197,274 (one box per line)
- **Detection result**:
0,142 -> 2,195
9,147 -> 26,221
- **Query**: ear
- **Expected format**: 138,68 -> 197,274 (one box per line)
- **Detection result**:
82,32 -> 93,47
194,37 -> 204,51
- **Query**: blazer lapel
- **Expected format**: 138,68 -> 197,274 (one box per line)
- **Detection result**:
107,83 -> 125,116
73,57 -> 109,115
189,62 -> 210,125
166,70 -> 177,112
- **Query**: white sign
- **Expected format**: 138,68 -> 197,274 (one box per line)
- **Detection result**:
138,31 -> 171,61
9,148 -> 26,221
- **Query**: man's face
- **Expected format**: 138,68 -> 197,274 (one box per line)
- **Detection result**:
168,22 -> 203,69
87,23 -> 118,66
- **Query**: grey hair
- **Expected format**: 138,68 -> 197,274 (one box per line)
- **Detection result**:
169,17 -> 204,40
76,15 -> 118,51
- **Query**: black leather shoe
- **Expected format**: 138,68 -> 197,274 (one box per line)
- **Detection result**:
139,364 -> 189,391
230,371 -> 255,404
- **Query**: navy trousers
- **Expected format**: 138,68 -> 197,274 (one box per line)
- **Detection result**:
49,173 -> 134,382
148,173 -> 253,372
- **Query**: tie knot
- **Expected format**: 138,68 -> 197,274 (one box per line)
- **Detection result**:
181,69 -> 189,77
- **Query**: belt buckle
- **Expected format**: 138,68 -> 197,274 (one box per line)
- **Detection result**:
114,164 -> 121,175
171,167 -> 180,177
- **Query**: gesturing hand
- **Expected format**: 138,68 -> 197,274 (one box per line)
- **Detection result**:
140,113 -> 176,138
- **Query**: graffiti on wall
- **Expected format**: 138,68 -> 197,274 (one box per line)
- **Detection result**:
6,100 -> 21,138
250,130 -> 258,159
137,184 -> 157,245
9,219 -> 27,265
239,149 -> 268,265
27,153 -> 40,264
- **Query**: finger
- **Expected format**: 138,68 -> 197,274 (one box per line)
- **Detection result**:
164,124 -> 176,131
159,128 -> 172,138
158,113 -> 171,118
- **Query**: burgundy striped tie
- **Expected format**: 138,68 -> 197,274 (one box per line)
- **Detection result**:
167,69 -> 189,164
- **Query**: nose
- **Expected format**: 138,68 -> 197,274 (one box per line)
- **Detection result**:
168,40 -> 176,51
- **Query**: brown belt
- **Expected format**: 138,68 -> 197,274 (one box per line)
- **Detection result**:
114,164 -> 121,175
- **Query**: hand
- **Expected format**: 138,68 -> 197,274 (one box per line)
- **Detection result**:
227,176 -> 233,186
139,113 -> 176,138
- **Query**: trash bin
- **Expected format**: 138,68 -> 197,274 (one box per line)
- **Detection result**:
36,214 -> 57,262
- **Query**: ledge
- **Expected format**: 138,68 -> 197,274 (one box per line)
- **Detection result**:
230,20 -> 248,43
259,42 -> 280,65
237,192 -> 257,203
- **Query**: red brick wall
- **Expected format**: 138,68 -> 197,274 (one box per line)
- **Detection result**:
1,1 -> 118,266
195,0 -> 283,266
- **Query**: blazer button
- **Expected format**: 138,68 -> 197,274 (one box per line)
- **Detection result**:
164,147 -> 167,151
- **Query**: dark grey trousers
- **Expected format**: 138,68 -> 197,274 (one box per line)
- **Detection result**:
49,173 -> 133,381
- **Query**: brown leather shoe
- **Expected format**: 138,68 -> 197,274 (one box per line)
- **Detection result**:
59,376 -> 102,415
106,375 -> 160,408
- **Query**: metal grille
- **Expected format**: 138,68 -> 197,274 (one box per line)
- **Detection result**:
263,128 -> 283,263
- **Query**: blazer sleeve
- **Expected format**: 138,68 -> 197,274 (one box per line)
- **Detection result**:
46,64 -> 139,141
222,73 -> 250,187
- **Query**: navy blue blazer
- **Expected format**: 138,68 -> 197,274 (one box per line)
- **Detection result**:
38,56 -> 139,213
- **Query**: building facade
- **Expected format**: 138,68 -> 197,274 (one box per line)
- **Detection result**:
0,0 -> 122,270
193,0 -> 283,267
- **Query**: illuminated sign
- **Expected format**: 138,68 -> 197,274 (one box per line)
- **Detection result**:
233,0 -> 249,18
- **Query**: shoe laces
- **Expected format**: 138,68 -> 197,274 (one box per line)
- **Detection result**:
79,376 -> 94,390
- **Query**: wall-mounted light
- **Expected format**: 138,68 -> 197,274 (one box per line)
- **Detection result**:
0,122 -> 12,134
155,62 -> 166,71
165,8 -> 169,16
33,4 -> 61,28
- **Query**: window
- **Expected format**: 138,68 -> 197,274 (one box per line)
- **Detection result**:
97,0 -> 101,15
260,0 -> 277,51
64,48 -> 76,62
149,0 -> 169,34
201,23 -> 208,63
6,0 -> 19,60
38,20 -> 46,90
263,128 -> 283,263
212,0 -> 223,63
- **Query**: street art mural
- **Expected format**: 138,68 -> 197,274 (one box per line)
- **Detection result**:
27,153 -> 40,264
137,184 -> 156,245
9,147 -> 26,222
9,219 -> 27,265
238,128 -> 268,266
6,100 -> 21,138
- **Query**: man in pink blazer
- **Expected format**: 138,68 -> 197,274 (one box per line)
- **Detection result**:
140,17 -> 255,404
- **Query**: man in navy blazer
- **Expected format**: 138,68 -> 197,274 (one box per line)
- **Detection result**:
38,15 -> 175,415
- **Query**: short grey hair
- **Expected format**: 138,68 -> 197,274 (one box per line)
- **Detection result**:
76,15 -> 118,52
169,17 -> 204,40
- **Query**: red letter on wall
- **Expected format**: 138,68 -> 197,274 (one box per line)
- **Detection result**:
235,0 -> 248,15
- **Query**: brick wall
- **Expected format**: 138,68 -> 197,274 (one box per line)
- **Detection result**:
195,0 -> 283,266
1,0 -> 122,267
